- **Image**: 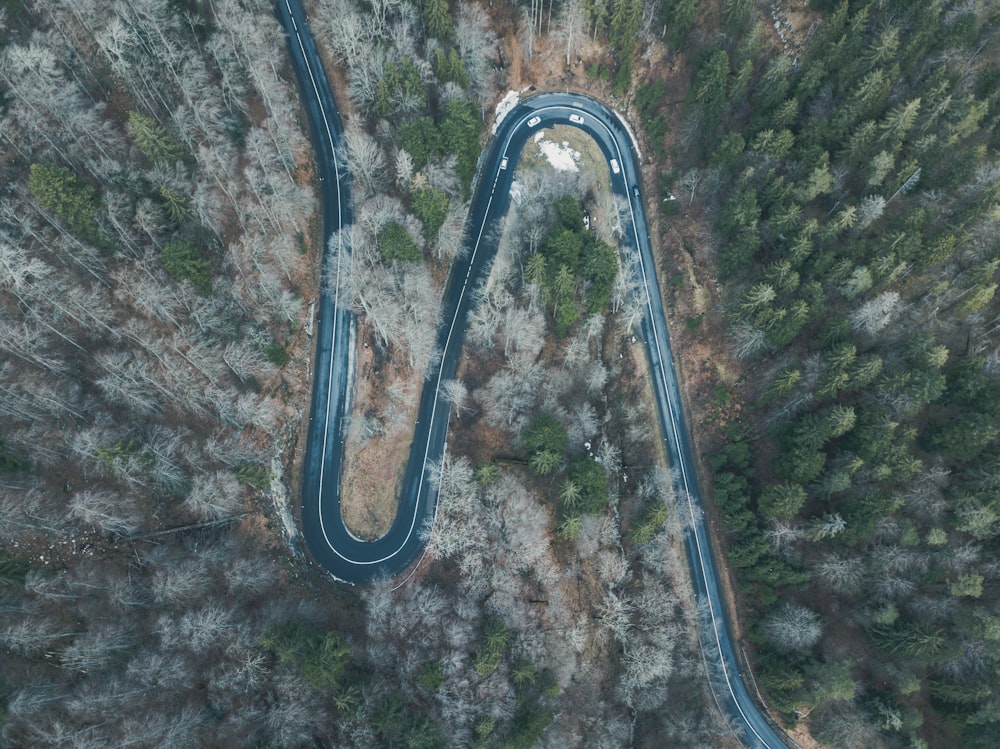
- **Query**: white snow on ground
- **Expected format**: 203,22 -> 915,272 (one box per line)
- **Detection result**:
533,131 -> 580,172
492,90 -> 520,134
612,109 -> 642,162
509,182 -> 524,205
270,452 -> 301,554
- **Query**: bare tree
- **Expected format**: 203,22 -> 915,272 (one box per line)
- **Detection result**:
152,560 -> 210,607
68,490 -> 142,536
849,290 -> 902,335
424,456 -> 487,565
812,701 -> 888,749
184,470 -> 243,520
455,2 -> 499,103
730,321 -> 769,359
433,202 -> 467,261
345,125 -> 386,198
855,194 -> 886,230
763,603 -> 822,653
441,379 -> 470,415
60,624 -> 134,674
395,147 -> 415,188
815,553 -> 865,595
475,352 -> 544,430
222,340 -> 276,383
555,0 -> 586,66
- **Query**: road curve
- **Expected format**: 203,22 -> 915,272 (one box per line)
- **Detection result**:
277,2 -> 790,747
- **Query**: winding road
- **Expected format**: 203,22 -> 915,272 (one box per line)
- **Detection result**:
277,1 -> 791,747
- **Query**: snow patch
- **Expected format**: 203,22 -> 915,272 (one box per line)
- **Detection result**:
270,452 -> 301,555
612,109 -> 642,163
533,131 -> 580,172
492,90 -> 520,135
509,181 -> 524,205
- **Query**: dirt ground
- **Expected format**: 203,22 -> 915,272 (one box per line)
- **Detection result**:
337,325 -> 418,539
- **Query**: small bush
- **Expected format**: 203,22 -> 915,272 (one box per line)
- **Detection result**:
262,340 -> 289,367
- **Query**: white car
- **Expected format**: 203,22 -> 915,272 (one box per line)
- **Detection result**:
527,116 -> 541,127
610,159 -> 620,175
569,113 -> 584,124
500,157 -> 508,170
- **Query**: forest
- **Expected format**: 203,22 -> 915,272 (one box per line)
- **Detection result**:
0,0 -> 725,747
649,1 -> 1000,748
1,0 -> 998,748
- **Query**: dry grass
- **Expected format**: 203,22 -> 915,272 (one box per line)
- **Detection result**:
337,323 -> 421,539
339,431 -> 407,540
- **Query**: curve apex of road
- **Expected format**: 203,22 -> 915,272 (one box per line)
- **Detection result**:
276,1 -> 793,747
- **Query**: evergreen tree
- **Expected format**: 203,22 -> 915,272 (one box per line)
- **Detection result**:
127,110 -> 186,164
422,0 -> 453,40
159,241 -> 214,295
411,188 -> 449,242
758,483 -> 807,519
661,0 -> 698,48
28,162 -> 105,247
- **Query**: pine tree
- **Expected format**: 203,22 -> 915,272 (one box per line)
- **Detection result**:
127,110 -> 186,164
422,0 -> 453,40
758,483 -> 807,519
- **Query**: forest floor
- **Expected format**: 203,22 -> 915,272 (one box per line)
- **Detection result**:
338,324 -> 414,539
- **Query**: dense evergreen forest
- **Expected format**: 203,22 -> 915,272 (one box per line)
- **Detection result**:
1,0 -> 998,748
648,1 -> 1000,747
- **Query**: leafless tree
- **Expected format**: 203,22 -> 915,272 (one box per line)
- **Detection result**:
184,470 -> 243,520
434,202 -> 467,261
555,0 -> 586,66
440,379 -> 469,415
395,147 -> 415,188
455,3 -> 499,104
855,194 -> 886,230
223,340 -> 276,383
346,125 -> 387,198
815,553 -> 865,595
730,321 -> 769,359
68,490 -> 142,536
475,352 -> 545,430
60,624 -> 134,674
849,290 -> 902,336
763,603 -> 822,653
812,701 -> 888,749
424,456 -> 489,571
423,155 -> 460,197
152,559 -> 210,607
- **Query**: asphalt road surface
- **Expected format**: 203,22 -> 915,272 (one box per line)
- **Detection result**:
277,2 -> 791,746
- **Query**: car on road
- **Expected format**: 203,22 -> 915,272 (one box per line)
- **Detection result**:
633,185 -> 640,199
527,115 -> 541,127
569,113 -> 584,124
610,159 -> 620,174
500,157 -> 508,170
